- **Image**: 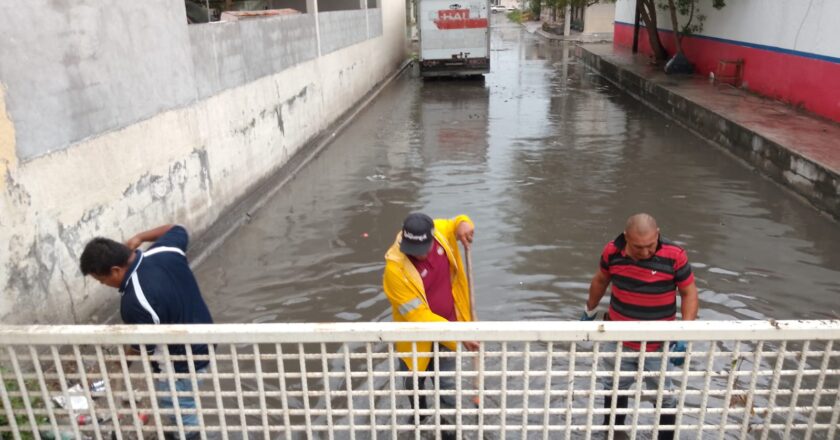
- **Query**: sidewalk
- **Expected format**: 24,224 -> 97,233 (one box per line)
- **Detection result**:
522,20 -> 613,43
579,44 -> 840,221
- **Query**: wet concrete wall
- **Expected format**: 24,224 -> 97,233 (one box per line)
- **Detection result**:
319,10 -> 370,55
368,8 -> 383,38
0,2 -> 405,324
0,0 -> 197,160
189,14 -> 319,99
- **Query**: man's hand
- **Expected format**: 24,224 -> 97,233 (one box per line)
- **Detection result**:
669,341 -> 687,366
125,236 -> 143,251
463,341 -> 480,351
580,306 -> 598,321
125,224 -> 175,251
456,221 -> 474,250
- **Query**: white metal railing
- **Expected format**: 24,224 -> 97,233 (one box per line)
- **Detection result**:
0,320 -> 838,439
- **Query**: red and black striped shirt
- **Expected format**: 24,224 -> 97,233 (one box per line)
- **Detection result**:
600,233 -> 694,351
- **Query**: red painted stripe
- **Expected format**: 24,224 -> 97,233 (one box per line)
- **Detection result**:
613,22 -> 840,123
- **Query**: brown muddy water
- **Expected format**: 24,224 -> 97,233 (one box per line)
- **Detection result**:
194,20 -> 840,327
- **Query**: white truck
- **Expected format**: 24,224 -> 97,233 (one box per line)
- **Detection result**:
417,0 -> 491,77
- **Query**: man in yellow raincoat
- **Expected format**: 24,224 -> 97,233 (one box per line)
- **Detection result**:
383,212 -> 477,414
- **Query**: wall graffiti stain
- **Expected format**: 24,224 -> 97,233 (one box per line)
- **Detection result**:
194,148 -> 212,191
0,82 -> 18,193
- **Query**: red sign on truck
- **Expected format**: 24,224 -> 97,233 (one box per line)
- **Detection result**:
434,9 -> 488,30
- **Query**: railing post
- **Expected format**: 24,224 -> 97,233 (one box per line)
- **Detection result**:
308,0 -> 322,57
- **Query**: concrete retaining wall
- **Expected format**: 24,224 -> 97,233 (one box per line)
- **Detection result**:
0,2 -> 405,324
189,14 -> 319,99
579,47 -> 840,223
369,8 -> 383,38
0,0 -> 197,161
319,10 -> 369,55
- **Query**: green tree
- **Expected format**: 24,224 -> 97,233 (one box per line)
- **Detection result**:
579,0 -> 727,62
661,0 -> 725,61
529,0 -> 542,17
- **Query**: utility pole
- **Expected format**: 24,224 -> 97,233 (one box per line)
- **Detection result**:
564,3 -> 571,36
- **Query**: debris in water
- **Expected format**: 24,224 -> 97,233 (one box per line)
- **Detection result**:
53,384 -> 88,411
709,267 -> 740,276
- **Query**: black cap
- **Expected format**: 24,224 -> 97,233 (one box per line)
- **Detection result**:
400,213 -> 434,257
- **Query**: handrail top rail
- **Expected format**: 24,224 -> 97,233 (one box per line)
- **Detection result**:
1,320 -> 838,345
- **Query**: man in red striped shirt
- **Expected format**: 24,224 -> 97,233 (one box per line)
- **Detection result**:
585,213 -> 699,439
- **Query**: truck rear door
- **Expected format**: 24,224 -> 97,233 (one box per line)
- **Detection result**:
419,1 -> 489,62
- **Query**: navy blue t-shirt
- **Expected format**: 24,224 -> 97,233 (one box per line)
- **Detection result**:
119,225 -> 213,372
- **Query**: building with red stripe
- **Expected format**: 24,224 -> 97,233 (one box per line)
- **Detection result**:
613,0 -> 840,123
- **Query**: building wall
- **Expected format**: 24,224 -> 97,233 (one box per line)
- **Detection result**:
319,10 -> 370,55
614,0 -> 840,122
583,3 -> 615,35
0,0 -> 197,161
0,0 -> 406,324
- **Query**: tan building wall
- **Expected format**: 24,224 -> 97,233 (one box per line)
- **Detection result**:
583,2 -> 615,34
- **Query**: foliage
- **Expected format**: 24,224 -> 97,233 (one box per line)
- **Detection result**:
507,9 -> 525,23
569,0 -> 727,37
0,370 -> 49,440
657,0 -> 726,35
543,0 -> 602,8
529,0 -> 541,17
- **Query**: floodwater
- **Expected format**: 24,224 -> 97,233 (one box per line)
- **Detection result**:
194,18 -> 840,327
181,17 -> 840,440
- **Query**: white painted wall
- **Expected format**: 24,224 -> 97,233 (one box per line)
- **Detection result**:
615,0 -> 840,59
583,3 -> 615,34
0,4 -> 406,324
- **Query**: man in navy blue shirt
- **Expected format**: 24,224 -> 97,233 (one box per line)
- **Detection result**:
81,224 -> 212,439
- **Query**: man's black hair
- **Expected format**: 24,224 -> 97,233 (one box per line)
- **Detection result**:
79,238 -> 132,276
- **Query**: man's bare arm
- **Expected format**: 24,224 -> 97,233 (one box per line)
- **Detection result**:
679,282 -> 699,321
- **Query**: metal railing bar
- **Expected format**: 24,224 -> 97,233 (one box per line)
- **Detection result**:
93,345 -> 123,438
207,343 -> 229,440
341,343 -> 356,440
319,342 -> 336,440
72,344 -> 104,440
162,344 -> 186,439
28,345 -> 61,439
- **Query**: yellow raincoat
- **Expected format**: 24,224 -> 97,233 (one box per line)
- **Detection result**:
382,215 -> 474,372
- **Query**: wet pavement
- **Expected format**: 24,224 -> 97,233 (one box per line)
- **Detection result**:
194,16 -> 840,328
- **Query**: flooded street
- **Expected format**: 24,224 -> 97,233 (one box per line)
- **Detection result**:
194,17 -> 840,328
